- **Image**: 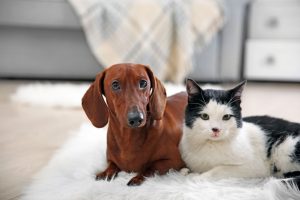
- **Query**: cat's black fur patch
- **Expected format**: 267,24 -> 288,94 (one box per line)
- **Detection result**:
185,88 -> 243,129
243,115 -> 300,162
185,89 -> 210,128
284,171 -> 300,178
293,141 -> 300,163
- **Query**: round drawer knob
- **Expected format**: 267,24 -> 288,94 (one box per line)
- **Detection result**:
265,56 -> 275,66
266,17 -> 279,28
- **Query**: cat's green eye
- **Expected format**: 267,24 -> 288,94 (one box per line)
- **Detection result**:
200,113 -> 209,120
223,114 -> 232,121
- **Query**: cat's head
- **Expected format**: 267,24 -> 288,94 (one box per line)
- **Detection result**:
185,79 -> 246,141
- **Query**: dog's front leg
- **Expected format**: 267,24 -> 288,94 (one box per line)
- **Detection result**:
95,161 -> 120,181
127,158 -> 183,186
127,168 -> 155,186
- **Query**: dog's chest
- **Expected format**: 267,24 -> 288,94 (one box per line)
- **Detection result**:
116,148 -> 152,172
108,136 -> 155,172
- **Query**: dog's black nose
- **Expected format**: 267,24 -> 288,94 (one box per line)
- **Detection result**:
127,111 -> 144,128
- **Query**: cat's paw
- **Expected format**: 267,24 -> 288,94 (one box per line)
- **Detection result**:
180,168 -> 191,176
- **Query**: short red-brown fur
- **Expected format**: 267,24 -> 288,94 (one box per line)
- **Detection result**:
82,63 -> 187,185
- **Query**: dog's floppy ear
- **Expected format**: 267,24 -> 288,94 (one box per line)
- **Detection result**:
82,71 -> 109,128
145,66 -> 167,120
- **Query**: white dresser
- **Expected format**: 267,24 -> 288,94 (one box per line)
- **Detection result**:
244,0 -> 300,81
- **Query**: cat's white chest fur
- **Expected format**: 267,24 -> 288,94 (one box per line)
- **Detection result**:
179,122 -> 271,179
180,126 -> 247,172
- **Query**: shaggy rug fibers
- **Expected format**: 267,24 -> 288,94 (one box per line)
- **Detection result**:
13,83 -> 300,200
11,82 -> 185,108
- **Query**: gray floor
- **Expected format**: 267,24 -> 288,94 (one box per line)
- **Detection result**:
0,80 -> 300,200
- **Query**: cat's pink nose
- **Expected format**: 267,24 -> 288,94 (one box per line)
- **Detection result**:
212,128 -> 220,133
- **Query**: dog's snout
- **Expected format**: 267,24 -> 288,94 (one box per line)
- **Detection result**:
127,110 -> 144,128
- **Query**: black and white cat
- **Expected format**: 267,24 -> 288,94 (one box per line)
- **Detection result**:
179,79 -> 300,185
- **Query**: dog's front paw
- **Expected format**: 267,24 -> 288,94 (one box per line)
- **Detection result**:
95,170 -> 118,181
127,175 -> 145,186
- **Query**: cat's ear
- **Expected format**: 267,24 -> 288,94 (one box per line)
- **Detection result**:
228,80 -> 247,100
186,78 -> 203,96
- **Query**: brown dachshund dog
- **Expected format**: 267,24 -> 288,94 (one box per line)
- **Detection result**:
82,63 -> 187,186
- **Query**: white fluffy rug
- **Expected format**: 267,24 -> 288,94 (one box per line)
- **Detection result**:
13,83 -> 300,200
11,82 -> 186,108
11,83 -> 90,108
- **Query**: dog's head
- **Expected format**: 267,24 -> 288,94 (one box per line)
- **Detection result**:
82,63 -> 167,128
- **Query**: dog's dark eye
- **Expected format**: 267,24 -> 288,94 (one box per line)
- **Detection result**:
111,80 -> 120,91
200,113 -> 209,120
139,80 -> 147,89
223,114 -> 232,121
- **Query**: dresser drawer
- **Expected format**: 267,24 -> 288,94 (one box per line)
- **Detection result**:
245,40 -> 300,81
249,2 -> 300,39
